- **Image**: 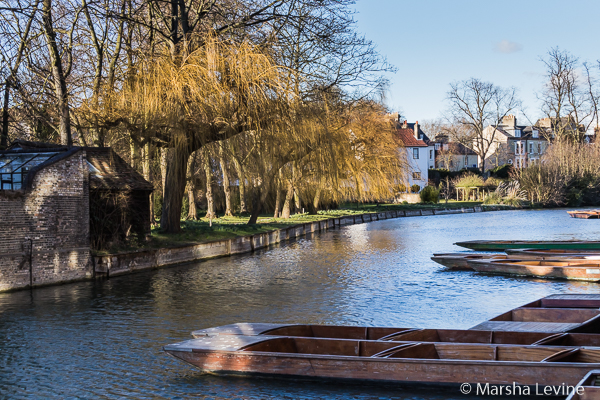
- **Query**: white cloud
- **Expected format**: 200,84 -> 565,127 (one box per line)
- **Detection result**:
494,40 -> 523,54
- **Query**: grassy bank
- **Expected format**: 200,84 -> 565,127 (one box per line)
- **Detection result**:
99,201 -> 485,254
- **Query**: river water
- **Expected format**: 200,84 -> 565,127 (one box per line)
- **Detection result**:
2,208 -> 600,399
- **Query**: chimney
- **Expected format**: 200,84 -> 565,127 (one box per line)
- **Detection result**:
402,120 -> 408,129
414,121 -> 419,139
501,115 -> 516,129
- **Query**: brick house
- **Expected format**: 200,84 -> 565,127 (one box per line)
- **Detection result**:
0,140 -> 152,291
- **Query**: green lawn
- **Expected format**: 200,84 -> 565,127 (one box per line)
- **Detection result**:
98,201 -> 487,254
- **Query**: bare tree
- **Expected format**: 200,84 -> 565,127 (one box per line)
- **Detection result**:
447,78 -> 520,172
538,47 -> 599,142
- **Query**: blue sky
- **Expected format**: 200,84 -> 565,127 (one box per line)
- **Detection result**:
352,0 -> 600,124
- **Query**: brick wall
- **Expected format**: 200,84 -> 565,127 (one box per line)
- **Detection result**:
0,151 -> 92,291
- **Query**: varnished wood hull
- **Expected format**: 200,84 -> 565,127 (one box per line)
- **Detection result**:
568,211 -> 600,219
165,345 -> 600,387
469,259 -> 600,282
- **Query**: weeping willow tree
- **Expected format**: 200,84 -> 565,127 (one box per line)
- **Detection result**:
93,36 -> 296,232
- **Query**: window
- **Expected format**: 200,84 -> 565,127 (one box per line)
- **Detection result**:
412,172 -> 421,180
514,129 -> 521,137
532,130 -> 539,138
435,143 -> 440,150
515,142 -> 520,155
0,153 -> 58,190
529,143 -> 533,154
464,156 -> 468,165
429,150 -> 433,159
538,143 -> 542,153
507,159 -> 513,165
413,148 -> 419,159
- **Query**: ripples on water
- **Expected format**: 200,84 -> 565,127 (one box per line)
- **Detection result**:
1,209 -> 600,399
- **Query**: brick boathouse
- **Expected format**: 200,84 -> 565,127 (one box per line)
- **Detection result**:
0,140 -> 152,291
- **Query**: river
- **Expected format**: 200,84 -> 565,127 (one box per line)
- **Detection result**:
1,208 -> 600,399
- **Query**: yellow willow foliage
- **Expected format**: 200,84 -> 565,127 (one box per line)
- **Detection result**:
90,37 -> 295,149
290,101 -> 407,203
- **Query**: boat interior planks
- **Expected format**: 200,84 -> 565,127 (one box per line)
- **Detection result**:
566,369 -> 600,400
192,324 -> 415,340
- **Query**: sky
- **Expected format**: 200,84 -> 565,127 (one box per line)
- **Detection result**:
352,0 -> 600,125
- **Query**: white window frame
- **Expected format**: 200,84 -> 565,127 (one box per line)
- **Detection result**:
413,148 -> 419,159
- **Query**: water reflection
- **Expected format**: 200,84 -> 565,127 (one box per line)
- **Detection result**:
1,209 -> 599,399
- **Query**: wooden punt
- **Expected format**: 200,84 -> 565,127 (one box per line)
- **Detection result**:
467,259 -> 600,282
470,307 -> 600,333
164,335 -> 600,387
566,369 -> 600,399
568,210 -> 600,219
431,253 -> 507,270
455,240 -> 600,251
506,248 -> 600,259
529,294 -> 600,309
192,323 -> 600,347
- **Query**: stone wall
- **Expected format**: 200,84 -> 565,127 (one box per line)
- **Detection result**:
92,205 -> 507,280
0,152 -> 92,291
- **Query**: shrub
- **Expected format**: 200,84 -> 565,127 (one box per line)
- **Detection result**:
482,191 -> 502,205
454,173 -> 485,188
484,177 -> 503,188
490,164 -> 513,179
420,186 -> 439,203
411,184 -> 420,193
396,183 -> 407,193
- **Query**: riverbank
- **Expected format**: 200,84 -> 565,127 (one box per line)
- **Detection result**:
92,204 -> 511,280
108,201 -> 485,254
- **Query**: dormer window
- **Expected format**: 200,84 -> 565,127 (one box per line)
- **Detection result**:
514,129 -> 521,138
435,144 -> 440,150
532,130 -> 539,138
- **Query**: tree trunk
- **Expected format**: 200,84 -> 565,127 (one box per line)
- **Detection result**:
218,143 -> 232,216
130,138 -> 140,170
273,175 -> 281,218
42,0 -> 72,147
312,188 -> 322,213
160,147 -> 170,197
281,181 -> 294,219
203,149 -> 215,219
231,154 -> 247,213
187,154 -> 197,220
160,144 -> 191,233
142,143 -> 154,224
1,80 -> 9,149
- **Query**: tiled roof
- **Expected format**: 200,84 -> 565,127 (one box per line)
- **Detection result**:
396,128 -> 429,147
86,148 -> 153,191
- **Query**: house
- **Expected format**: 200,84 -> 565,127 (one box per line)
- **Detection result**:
430,136 -> 478,171
394,120 -> 434,191
0,140 -> 152,291
479,115 -> 551,170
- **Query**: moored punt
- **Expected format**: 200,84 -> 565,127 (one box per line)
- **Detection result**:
568,210 -> 600,219
506,248 -> 600,259
430,253 -> 507,270
191,323 -> 414,340
164,335 -> 600,387
467,259 -> 600,282
431,253 -> 597,271
455,240 -> 600,251
470,307 -> 600,333
565,369 -> 600,399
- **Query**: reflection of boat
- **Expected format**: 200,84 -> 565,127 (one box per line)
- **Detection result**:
455,240 -> 600,251
568,210 -> 600,219
165,295 -> 600,387
468,259 -> 600,282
